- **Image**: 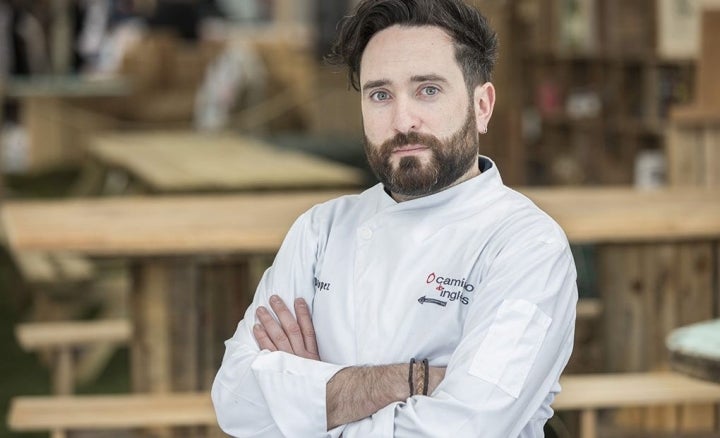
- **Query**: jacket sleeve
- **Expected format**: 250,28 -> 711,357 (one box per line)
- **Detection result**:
211,209 -> 346,438
341,233 -> 578,438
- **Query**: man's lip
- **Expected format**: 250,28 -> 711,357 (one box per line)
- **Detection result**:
392,144 -> 429,153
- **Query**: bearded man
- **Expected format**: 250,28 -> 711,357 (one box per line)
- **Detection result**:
212,1 -> 578,436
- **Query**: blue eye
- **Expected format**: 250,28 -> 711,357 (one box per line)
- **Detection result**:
370,91 -> 390,101
422,86 -> 440,96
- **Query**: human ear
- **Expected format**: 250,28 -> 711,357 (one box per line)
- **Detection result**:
473,82 -> 495,134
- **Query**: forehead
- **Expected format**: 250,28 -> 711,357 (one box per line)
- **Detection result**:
360,25 -> 464,86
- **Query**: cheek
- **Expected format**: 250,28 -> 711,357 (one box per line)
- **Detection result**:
361,108 -> 389,144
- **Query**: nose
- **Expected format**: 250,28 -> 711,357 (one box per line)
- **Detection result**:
391,97 -> 420,133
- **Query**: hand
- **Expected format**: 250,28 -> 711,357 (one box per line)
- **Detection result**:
253,295 -> 320,361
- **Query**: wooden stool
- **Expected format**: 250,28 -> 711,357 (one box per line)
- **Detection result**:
15,320 -> 132,395
7,392 -> 219,437
554,372 -> 720,438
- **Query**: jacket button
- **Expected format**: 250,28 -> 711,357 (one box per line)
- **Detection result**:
358,227 -> 373,240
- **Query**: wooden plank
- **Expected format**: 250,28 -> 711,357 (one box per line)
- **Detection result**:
89,132 -> 366,193
15,320 -> 132,350
692,128 -> 708,185
203,260 -> 252,389
580,409 -> 597,438
12,251 -> 56,284
553,372 -> 720,410
677,243 -> 716,430
642,244 -> 679,432
1,191 -> 346,256
703,127 -> 720,187
51,252 -> 94,282
167,261 -> 199,392
53,348 -> 73,395
697,10 -> 720,109
667,125 -> 704,186
8,393 -> 215,431
603,245 -> 646,426
599,245 -> 646,373
131,261 -> 172,393
2,189 -> 719,258
576,298 -> 602,320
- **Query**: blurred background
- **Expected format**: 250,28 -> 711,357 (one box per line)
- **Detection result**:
0,0 -> 718,437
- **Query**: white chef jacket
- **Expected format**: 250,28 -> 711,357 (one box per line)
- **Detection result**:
212,156 -> 578,438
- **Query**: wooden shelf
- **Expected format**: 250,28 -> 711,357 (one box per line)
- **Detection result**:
525,49 -> 695,66
516,0 -> 697,185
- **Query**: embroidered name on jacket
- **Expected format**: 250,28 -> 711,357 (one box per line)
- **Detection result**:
423,272 -> 475,305
314,277 -> 331,292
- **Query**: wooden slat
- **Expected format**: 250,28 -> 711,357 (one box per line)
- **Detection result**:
677,243 -> 717,430
576,298 -> 602,320
12,251 -> 94,284
15,320 -> 132,350
12,251 -> 57,284
131,262 -> 172,393
1,188 -> 719,257
52,252 -> 94,282
8,393 -> 215,431
554,372 -> 720,410
89,132 -> 366,193
1,191 -> 346,256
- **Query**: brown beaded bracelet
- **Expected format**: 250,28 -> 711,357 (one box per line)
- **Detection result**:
414,360 -> 425,395
408,358 -> 416,396
409,357 -> 431,396
422,358 -> 429,395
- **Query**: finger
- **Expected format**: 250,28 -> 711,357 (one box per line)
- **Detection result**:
252,322 -> 277,351
268,295 -> 306,355
295,298 -> 319,359
256,306 -> 293,353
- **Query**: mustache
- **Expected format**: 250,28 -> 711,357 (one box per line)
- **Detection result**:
381,131 -> 443,152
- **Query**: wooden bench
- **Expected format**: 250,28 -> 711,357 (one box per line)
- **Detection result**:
554,372 -> 720,438
12,251 -> 94,287
7,392 -> 217,438
11,250 -> 97,325
15,320 -> 132,395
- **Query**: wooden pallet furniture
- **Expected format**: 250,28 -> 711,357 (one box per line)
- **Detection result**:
12,251 -> 94,288
85,131 -> 366,194
554,372 -> 720,438
9,372 -> 720,438
6,392 -> 218,438
15,320 -> 132,395
10,250 -> 98,327
2,188 -> 718,400
667,10 -> 720,189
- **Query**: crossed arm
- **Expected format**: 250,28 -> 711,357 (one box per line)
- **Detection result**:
253,295 -> 446,430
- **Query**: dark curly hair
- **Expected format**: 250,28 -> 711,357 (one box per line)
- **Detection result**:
327,0 -> 498,92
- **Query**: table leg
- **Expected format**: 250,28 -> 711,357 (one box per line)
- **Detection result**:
129,257 -> 254,437
130,257 -> 256,393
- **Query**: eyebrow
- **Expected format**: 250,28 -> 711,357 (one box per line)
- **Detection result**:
361,74 -> 450,93
410,74 -> 449,84
362,79 -> 390,92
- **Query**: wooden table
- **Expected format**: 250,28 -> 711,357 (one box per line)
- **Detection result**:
85,131 -> 366,194
3,76 -> 131,174
1,191 -> 346,394
2,187 -> 719,396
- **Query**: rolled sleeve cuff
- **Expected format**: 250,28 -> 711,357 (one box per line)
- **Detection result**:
251,351 -> 345,437
342,401 -> 398,437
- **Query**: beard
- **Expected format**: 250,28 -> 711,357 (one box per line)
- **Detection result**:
363,107 -> 479,198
